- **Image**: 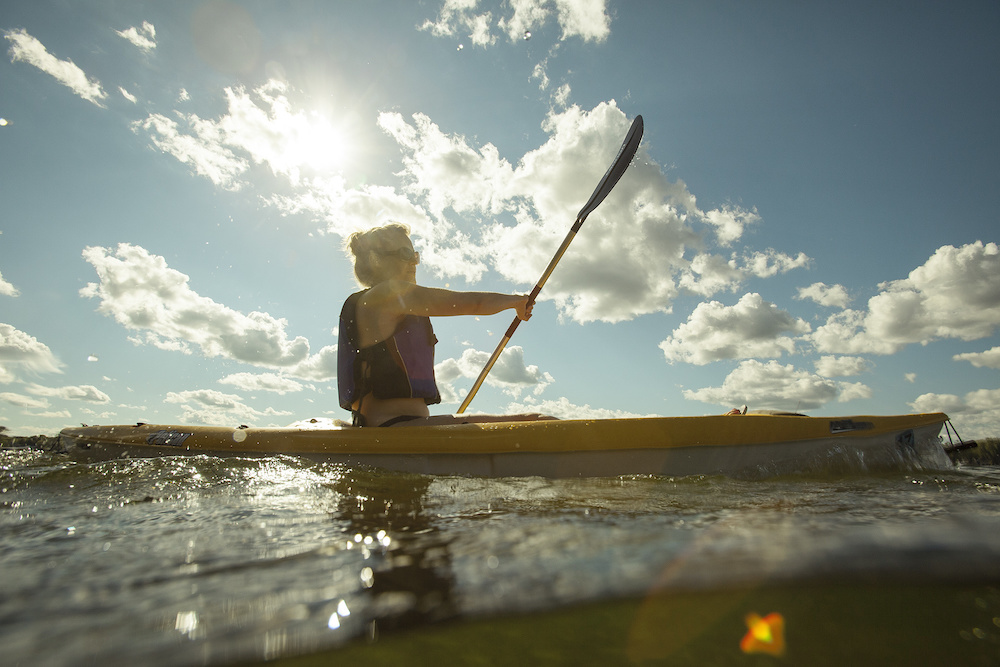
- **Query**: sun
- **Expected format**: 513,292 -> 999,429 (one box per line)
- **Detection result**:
291,112 -> 352,174
249,80 -> 355,180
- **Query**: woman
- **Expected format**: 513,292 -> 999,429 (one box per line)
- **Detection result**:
338,223 -> 545,427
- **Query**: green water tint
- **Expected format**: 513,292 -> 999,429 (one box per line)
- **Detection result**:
267,584 -> 1000,666
4,448 -> 1000,666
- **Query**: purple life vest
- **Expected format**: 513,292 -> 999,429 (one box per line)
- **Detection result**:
338,290 -> 441,411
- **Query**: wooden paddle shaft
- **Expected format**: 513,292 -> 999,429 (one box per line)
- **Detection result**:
456,217 -> 582,414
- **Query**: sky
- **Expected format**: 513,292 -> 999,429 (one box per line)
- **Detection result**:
1,0 -> 999,438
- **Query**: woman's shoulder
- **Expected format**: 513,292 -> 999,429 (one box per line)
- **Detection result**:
356,280 -> 421,316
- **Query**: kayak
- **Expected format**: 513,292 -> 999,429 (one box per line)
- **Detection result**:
57,412 -> 955,478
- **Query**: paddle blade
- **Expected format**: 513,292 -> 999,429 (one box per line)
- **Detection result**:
576,114 -> 644,222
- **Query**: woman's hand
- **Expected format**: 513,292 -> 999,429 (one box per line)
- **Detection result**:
514,295 -> 534,321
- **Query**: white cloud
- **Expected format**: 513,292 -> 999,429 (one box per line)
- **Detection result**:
552,82 -> 571,108
676,253 -> 742,297
33,410 -> 72,419
378,110 -> 515,220
505,395 -> 657,420
683,359 -> 871,411
701,206 -> 761,247
954,346 -> 1000,370
0,270 -> 18,297
498,0 -> 553,42
119,87 -> 137,104
808,308 -> 899,356
24,383 -> 111,403
134,80 -> 353,191
380,102 -> 799,323
796,282 -> 850,308
219,372 -> 306,394
812,242 -> 1000,355
0,323 -> 63,376
0,392 -> 49,409
742,248 -> 811,277
4,29 -> 107,107
419,0 -> 497,46
552,0 -> 612,42
420,0 -> 610,46
531,58 -> 551,89
216,81 -> 351,184
435,345 -> 554,403
266,177 -> 435,249
79,243 -> 336,379
136,85 -> 805,324
659,293 -> 811,365
910,388 -> 1000,439
813,355 -> 872,377
115,21 -> 156,52
677,248 -> 809,297
133,112 -> 249,190
165,389 -> 292,426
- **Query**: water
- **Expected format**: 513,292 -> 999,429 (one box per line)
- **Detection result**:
2,445 -> 1000,666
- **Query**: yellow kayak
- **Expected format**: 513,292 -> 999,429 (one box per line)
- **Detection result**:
58,412 -> 953,478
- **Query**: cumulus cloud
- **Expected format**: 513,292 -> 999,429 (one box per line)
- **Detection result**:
498,0 -> 551,41
79,243 -> 336,379
115,21 -> 156,52
133,112 -> 249,190
0,323 -> 63,376
505,395 -> 658,420
420,0 -> 610,46
683,360 -> 872,411
4,28 -> 107,106
659,293 -> 811,365
134,84 -> 805,324
165,389 -> 292,426
379,110 -> 515,221
954,346 -> 1000,370
219,372 -> 306,394
380,102 -> 808,323
419,0 -> 497,47
133,80 -> 353,191
434,345 -> 553,403
796,282 -> 850,308
813,355 -> 872,377
215,81 -> 350,184
808,308 -> 899,356
0,392 -> 50,409
24,383 -> 111,403
267,176 -> 434,249
0,270 -> 18,297
812,241 -> 1000,355
742,248 -> 811,277
910,388 -> 1000,439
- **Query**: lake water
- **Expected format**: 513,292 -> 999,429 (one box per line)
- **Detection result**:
2,443 -> 1000,666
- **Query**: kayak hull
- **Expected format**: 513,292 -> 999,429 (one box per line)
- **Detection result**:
58,413 -> 951,478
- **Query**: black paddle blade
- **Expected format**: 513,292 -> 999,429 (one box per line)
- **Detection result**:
576,114 -> 644,222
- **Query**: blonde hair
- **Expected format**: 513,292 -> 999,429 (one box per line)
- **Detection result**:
345,223 -> 411,287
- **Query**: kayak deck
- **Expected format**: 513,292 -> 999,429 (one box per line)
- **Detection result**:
58,413 -> 952,478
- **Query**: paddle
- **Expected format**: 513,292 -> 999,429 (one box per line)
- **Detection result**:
457,114 -> 644,414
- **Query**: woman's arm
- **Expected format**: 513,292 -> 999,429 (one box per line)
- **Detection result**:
364,281 -> 533,321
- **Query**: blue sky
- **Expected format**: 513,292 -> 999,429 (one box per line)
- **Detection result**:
2,1 -> 999,437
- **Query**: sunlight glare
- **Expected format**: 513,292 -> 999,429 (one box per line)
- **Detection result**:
289,112 -> 351,174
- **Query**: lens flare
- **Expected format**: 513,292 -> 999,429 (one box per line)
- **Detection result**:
740,612 -> 785,656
